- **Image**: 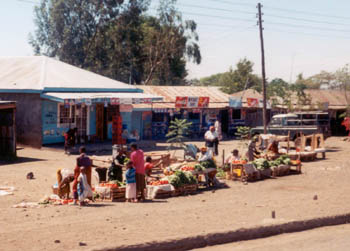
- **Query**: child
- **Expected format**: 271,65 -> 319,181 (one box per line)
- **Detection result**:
125,161 -> 137,202
77,166 -> 93,206
144,156 -> 154,177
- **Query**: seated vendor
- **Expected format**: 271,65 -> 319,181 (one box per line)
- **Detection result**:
198,147 -> 213,162
145,156 -> 154,176
267,140 -> 279,160
247,136 -> 261,161
225,149 -> 241,164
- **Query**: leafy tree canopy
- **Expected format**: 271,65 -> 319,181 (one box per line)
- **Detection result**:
29,0 -> 201,85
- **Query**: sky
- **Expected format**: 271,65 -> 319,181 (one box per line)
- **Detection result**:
1,0 -> 350,83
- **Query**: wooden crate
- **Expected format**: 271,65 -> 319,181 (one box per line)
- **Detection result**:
111,187 -> 126,201
155,189 -> 173,199
174,184 -> 198,196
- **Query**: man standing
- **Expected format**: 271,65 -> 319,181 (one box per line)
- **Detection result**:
130,143 -> 145,201
204,126 -> 218,156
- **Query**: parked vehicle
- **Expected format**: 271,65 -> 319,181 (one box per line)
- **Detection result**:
250,111 -> 331,140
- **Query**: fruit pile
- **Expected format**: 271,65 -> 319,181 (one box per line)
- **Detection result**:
232,160 -> 247,164
149,180 -> 169,186
181,166 -> 195,171
99,183 -> 118,188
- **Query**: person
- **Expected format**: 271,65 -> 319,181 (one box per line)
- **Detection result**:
130,143 -> 145,201
77,166 -> 93,206
214,119 -> 222,140
204,126 -> 218,156
145,156 -> 154,177
267,140 -> 279,160
72,146 -> 92,204
247,136 -> 260,161
64,128 -> 75,154
108,150 -> 125,182
57,168 -> 74,199
225,149 -> 241,164
125,161 -> 137,202
198,147 -> 213,162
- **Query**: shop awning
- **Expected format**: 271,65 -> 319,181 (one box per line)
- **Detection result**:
41,92 -> 163,104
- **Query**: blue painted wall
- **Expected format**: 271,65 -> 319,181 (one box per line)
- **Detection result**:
42,100 -> 68,144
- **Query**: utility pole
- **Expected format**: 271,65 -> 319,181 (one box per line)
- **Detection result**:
257,3 -> 267,134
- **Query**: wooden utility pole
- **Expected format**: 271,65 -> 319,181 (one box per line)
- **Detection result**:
257,3 -> 267,134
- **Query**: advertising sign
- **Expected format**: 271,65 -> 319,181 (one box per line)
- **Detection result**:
175,96 -> 188,108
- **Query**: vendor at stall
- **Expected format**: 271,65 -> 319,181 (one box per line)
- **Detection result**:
247,136 -> 261,161
204,126 -> 218,156
225,149 -> 241,164
198,147 -> 213,162
57,168 -> 74,199
108,150 -> 125,182
267,140 -> 279,160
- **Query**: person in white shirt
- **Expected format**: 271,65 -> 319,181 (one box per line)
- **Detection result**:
225,149 -> 241,164
198,147 -> 213,162
204,126 -> 218,156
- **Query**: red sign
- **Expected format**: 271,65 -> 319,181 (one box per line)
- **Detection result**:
198,97 -> 209,108
110,98 -> 120,105
247,98 -> 259,107
175,97 -> 188,108
120,104 -> 133,112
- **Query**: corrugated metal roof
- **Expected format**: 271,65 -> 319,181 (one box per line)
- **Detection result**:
271,89 -> 350,110
230,89 -> 263,101
0,56 -> 137,91
134,85 -> 230,109
42,92 -> 162,102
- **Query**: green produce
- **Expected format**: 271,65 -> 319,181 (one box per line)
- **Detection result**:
194,164 -> 205,172
168,175 -> 181,188
184,171 -> 198,185
252,158 -> 270,170
123,157 -> 130,165
200,159 -> 217,169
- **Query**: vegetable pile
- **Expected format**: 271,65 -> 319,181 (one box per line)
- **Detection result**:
269,155 -> 291,167
199,159 -> 217,169
181,166 -> 195,171
252,158 -> 270,170
168,170 -> 197,188
149,180 -> 169,186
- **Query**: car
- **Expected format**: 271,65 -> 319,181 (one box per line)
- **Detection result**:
250,111 -> 331,142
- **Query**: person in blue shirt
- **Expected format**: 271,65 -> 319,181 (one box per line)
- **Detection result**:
125,161 -> 137,202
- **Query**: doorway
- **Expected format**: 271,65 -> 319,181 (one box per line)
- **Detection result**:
96,104 -> 107,141
220,109 -> 229,135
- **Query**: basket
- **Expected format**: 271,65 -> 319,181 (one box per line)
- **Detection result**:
155,189 -> 173,199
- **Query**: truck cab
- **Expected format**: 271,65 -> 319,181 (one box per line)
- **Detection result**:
250,112 -> 330,140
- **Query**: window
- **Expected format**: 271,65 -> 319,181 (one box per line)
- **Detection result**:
58,104 -> 75,126
188,112 -> 200,120
269,118 -> 282,126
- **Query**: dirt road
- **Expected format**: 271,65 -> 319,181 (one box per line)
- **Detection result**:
195,224 -> 350,251
0,137 -> 350,250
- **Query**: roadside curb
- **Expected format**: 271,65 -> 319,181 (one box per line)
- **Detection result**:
99,213 -> 350,251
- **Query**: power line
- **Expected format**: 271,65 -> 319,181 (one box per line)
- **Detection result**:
177,3 -> 256,15
265,21 -> 350,33
264,5 -> 350,21
263,13 -> 350,27
265,28 -> 350,40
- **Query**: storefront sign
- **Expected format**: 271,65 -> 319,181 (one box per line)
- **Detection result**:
110,98 -> 120,105
143,98 -> 152,104
175,97 -> 188,108
198,97 -> 209,108
258,99 -> 271,109
229,97 -> 242,108
175,96 -> 209,108
120,104 -> 133,112
120,98 -> 133,105
187,97 -> 199,108
247,98 -> 259,107
85,98 -> 92,106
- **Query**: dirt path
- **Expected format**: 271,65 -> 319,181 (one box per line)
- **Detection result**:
0,137 -> 350,251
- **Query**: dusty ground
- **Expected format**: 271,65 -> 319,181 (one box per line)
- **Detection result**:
195,224 -> 350,251
1,137 -> 350,251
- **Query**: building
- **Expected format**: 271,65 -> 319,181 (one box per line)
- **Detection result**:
0,101 -> 16,159
133,86 -> 231,139
0,56 -> 161,147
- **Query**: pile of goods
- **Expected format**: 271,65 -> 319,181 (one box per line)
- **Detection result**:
148,180 -> 169,186
94,181 -> 126,201
250,155 -> 293,178
232,160 -> 247,165
167,170 -> 197,189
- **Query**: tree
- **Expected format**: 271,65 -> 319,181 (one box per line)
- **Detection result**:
141,0 -> 201,85
29,0 -> 201,85
166,118 -> 192,153
219,59 -> 261,94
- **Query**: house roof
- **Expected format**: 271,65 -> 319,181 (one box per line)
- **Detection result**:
134,85 -> 231,109
230,89 -> 263,101
272,89 -> 350,110
0,56 -> 138,92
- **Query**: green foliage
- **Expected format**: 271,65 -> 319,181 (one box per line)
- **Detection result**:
166,118 -> 192,150
29,0 -> 201,85
235,126 -> 250,140
195,58 -> 261,94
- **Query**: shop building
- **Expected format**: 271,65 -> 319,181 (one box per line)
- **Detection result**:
0,101 -> 16,158
0,56 -> 161,147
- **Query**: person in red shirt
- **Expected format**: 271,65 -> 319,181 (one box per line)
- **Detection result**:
130,143 -> 145,201
144,156 -> 154,177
